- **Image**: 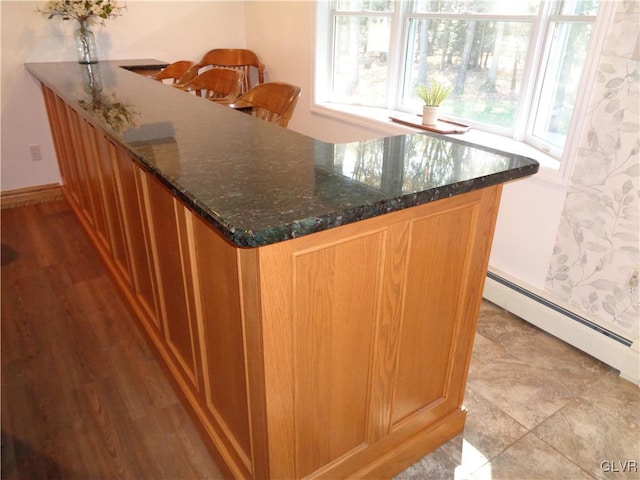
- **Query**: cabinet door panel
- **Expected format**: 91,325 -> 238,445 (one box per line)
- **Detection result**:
95,139 -> 133,285
292,231 -> 384,477
65,110 -> 96,227
113,150 -> 160,329
77,118 -> 110,251
391,202 -> 477,426
190,213 -> 252,468
42,88 -> 74,199
139,172 -> 199,386
50,95 -> 84,211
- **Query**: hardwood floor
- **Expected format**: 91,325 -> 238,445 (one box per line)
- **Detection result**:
1,199 -> 224,479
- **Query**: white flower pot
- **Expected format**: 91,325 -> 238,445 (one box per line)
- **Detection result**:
422,105 -> 440,126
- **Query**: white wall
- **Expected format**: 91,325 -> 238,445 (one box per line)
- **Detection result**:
244,1 -> 386,144
1,0 -> 247,191
490,177 -> 567,288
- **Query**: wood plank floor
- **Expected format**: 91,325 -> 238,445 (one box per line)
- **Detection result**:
1,199 -> 224,479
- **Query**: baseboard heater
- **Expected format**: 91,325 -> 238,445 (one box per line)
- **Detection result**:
483,270 -> 638,384
486,270 -> 632,347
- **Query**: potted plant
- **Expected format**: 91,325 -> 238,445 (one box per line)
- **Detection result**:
415,79 -> 452,126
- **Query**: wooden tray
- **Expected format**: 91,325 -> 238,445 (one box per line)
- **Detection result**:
390,114 -> 470,134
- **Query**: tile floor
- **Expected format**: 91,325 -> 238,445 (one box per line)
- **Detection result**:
395,301 -> 640,480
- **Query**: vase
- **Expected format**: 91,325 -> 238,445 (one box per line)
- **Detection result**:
74,25 -> 98,64
422,105 -> 440,126
81,63 -> 103,94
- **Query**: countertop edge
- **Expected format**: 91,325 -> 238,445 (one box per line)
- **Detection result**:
207,164 -> 539,248
26,60 -> 540,248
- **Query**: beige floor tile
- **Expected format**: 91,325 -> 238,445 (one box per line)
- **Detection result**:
579,371 -> 640,431
439,389 -> 528,471
514,332 -> 610,381
467,353 -> 580,429
468,332 -> 510,375
533,396 -> 640,480
475,302 -> 542,349
478,304 -> 610,382
467,315 -> 610,430
393,438 -> 475,480
472,433 -> 594,480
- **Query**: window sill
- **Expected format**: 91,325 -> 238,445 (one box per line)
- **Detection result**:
311,103 -> 566,186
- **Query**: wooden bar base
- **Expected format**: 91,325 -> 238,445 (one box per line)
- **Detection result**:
39,83 -> 501,479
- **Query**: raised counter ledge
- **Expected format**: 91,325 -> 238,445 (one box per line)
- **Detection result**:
26,60 -> 539,247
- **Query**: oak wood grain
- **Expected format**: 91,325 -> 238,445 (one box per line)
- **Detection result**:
256,187 -> 500,479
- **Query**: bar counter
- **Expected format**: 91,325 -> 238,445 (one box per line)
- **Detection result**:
28,60 -> 538,480
26,60 -> 537,247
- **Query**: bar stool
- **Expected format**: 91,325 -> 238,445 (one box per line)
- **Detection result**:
177,68 -> 244,102
148,60 -> 195,85
227,82 -> 301,128
184,49 -> 265,94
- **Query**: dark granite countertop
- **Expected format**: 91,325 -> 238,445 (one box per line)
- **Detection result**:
26,60 -> 539,247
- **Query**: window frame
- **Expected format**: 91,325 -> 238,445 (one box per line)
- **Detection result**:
524,10 -> 601,158
396,10 -> 541,137
315,0 -> 610,173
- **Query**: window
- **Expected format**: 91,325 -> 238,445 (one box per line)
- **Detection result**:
317,0 -> 602,159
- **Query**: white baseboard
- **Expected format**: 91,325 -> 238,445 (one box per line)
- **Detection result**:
483,272 -> 639,386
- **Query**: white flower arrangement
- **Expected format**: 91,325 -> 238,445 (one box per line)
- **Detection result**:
37,0 -> 125,27
79,90 -> 138,134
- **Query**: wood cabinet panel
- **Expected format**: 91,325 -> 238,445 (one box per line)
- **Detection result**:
42,90 -> 83,211
65,110 -> 96,228
257,187 -> 500,479
113,148 -> 161,329
391,201 -> 477,426
42,88 -> 132,290
189,212 -> 252,472
77,118 -> 111,252
174,205 -> 204,389
292,231 -> 385,477
41,85 -> 250,477
45,89 -> 161,330
94,139 -> 133,285
42,88 -> 73,196
138,171 -> 200,387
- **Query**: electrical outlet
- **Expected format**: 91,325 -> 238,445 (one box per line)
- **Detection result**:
29,144 -> 42,162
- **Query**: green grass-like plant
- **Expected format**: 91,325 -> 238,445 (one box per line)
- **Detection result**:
415,80 -> 452,106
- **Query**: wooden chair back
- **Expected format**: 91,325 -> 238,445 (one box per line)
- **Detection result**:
178,68 -> 245,102
149,60 -> 194,85
193,49 -> 265,94
237,82 -> 301,128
